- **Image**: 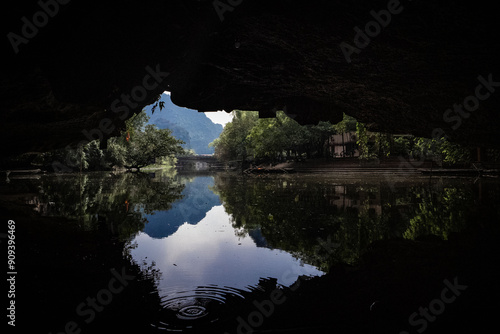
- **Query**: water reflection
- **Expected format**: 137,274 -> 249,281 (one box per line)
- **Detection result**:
130,179 -> 323,330
213,174 -> 491,269
12,171 -> 500,332
25,170 -> 184,240
142,176 -> 221,238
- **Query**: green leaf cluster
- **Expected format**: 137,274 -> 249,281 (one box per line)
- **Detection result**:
33,110 -> 185,171
210,110 -> 336,162
117,112 -> 185,170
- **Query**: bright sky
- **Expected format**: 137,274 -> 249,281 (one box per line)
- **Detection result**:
164,91 -> 234,127
204,110 -> 234,127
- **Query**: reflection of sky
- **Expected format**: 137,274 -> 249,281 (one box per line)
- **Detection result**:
131,205 -> 324,292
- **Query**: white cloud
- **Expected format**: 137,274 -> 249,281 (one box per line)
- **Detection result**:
130,205 -> 323,291
204,111 -> 234,127
163,91 -> 233,127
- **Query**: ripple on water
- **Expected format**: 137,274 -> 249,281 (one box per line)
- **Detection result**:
151,285 -> 249,331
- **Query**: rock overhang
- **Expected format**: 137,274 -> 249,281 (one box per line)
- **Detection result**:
2,0 -> 500,157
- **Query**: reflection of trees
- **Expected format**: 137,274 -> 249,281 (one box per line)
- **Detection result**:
403,185 -> 474,240
31,171 -> 184,240
214,175 -> 477,270
214,175 -> 392,270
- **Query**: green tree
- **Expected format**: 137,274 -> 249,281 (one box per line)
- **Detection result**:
307,121 -> 336,158
411,137 -> 471,166
106,111 -> 185,171
356,122 -> 376,160
212,110 -> 336,162
210,110 -> 258,161
247,116 -> 285,161
122,115 -> 185,170
391,135 -> 412,157
84,140 -> 106,170
333,113 -> 357,134
33,110 -> 184,172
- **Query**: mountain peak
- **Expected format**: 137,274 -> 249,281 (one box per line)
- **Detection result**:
144,94 -> 222,154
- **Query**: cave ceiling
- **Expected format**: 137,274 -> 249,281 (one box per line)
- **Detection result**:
2,0 -> 500,157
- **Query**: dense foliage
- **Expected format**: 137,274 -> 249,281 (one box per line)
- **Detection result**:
210,110 -> 494,166
26,109 -> 500,172
210,110 -> 337,162
111,111 -> 185,170
34,111 -> 185,171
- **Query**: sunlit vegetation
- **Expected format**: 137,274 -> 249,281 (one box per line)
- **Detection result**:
16,109 -> 499,173
109,111 -> 185,170
33,111 -> 185,172
210,111 -> 499,166
210,110 -> 338,163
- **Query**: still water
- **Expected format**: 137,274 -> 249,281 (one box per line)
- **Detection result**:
4,170 -> 500,333
131,176 -> 323,330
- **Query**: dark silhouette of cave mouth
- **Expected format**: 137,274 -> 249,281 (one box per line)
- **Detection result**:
3,1 -> 500,159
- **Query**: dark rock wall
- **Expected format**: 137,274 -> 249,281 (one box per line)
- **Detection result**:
2,0 -> 499,157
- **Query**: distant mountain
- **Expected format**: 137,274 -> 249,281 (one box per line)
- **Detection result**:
144,93 -> 223,154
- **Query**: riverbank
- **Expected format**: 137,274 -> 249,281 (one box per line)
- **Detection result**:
3,157 -> 500,178
243,158 -> 500,176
